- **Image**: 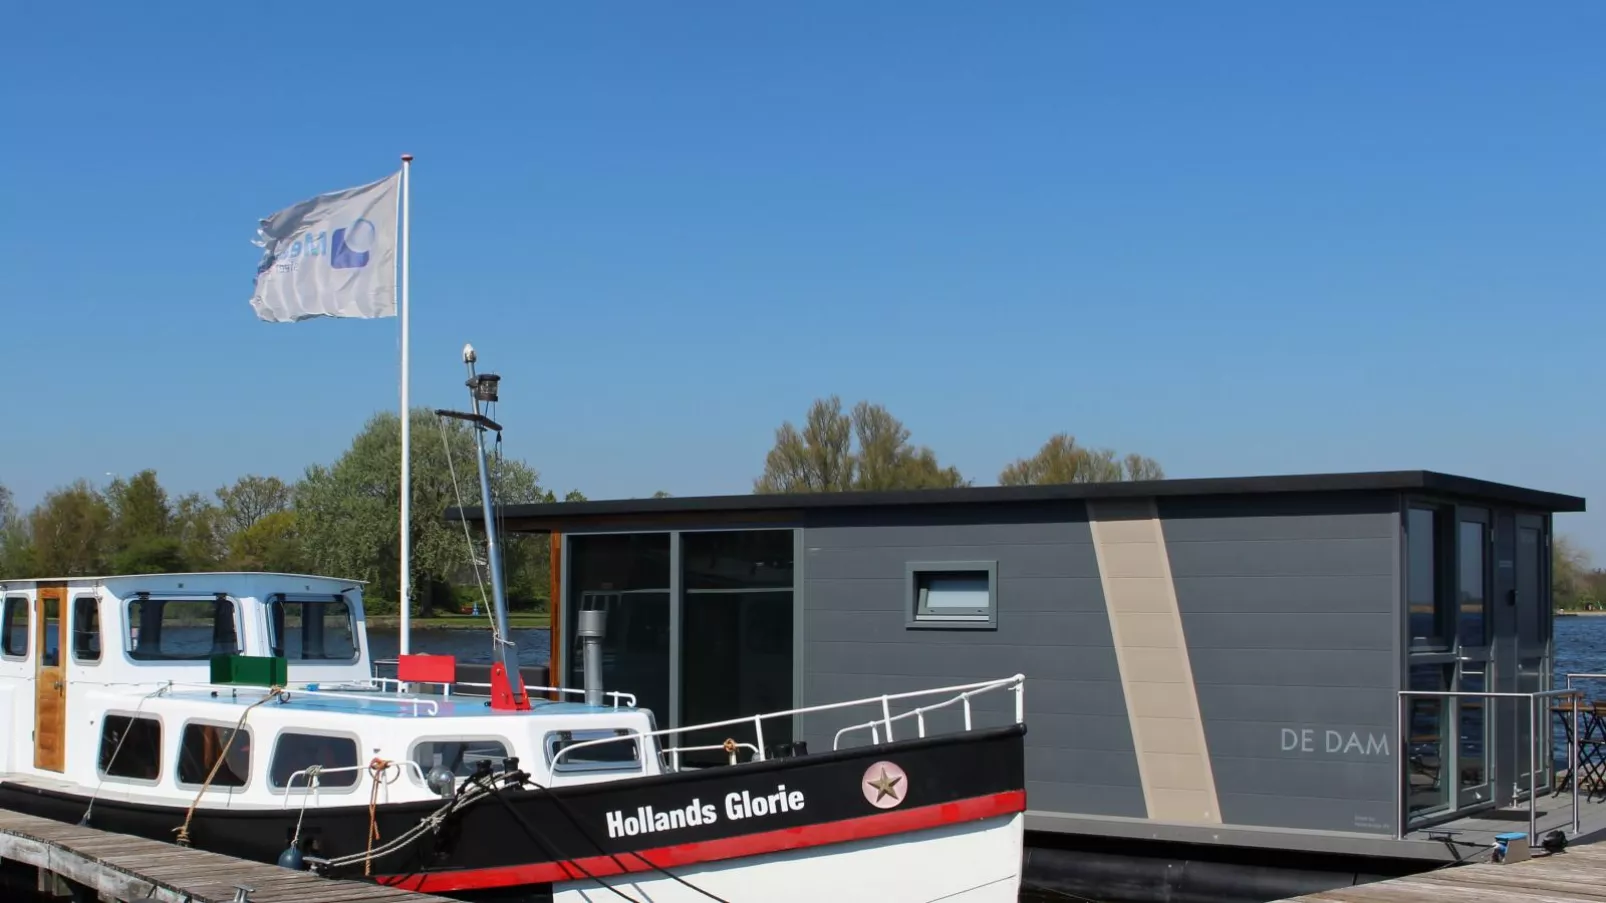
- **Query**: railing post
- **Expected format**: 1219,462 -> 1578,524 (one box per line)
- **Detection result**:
754,716 -> 767,761
917,710 -> 927,738
1573,694 -> 1581,835
881,696 -> 894,743
1529,696 -> 1537,842
1015,678 -> 1025,724
964,697 -> 973,731
1396,691 -> 1406,841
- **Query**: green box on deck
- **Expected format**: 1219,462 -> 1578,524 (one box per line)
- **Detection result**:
210,653 -> 289,686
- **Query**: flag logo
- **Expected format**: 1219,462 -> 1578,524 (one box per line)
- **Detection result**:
248,171 -> 401,323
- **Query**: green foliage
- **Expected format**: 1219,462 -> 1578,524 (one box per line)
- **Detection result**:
28,480 -> 113,576
293,408 -> 552,616
1554,535 -> 1594,608
998,433 -> 1165,486
755,396 -> 966,493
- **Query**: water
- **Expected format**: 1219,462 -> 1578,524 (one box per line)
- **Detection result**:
367,626 -> 553,668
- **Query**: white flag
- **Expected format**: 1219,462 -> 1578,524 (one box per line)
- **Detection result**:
248,170 -> 401,323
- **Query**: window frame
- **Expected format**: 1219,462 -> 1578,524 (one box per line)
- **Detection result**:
544,728 -> 644,776
265,593 -> 362,664
175,719 -> 255,792
266,728 -> 365,794
408,735 -> 515,785
72,594 -> 102,665
906,560 -> 999,630
123,595 -> 244,664
97,711 -> 165,785
1,594 -> 29,661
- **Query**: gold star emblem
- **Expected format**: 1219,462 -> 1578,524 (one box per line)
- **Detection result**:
866,766 -> 903,803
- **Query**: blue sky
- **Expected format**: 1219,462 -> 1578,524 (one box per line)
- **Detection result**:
2,2 -> 1602,555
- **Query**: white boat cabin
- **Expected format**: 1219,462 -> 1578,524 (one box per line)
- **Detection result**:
0,572 -> 659,811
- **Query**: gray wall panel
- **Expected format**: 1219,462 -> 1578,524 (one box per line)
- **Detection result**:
800,508 -> 1145,820
1161,493 -> 1402,836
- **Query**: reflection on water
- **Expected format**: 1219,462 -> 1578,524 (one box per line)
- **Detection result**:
367,626 -> 552,667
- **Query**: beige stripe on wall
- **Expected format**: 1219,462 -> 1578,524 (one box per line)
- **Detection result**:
1087,497 -> 1222,824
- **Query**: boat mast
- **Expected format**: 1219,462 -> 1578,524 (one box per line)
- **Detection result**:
437,344 -> 529,710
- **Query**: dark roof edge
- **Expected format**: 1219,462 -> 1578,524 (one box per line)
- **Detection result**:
447,469 -> 1586,524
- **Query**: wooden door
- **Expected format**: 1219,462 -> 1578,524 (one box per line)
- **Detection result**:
34,584 -> 67,772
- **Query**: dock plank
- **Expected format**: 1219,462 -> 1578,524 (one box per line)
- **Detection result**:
1276,840 -> 1606,902
0,806 -> 458,903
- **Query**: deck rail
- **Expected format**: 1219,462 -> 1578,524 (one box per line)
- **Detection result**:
1397,687 -> 1585,841
551,673 -> 1026,773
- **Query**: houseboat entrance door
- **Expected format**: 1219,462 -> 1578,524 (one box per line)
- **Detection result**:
33,583 -> 67,772
1511,514 -> 1552,797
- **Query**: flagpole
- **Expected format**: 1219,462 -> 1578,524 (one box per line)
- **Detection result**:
399,153 -> 413,655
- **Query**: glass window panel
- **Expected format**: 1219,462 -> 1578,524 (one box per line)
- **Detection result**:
919,573 -> 991,612
681,530 -> 794,590
545,729 -> 641,773
1458,667 -> 1487,791
567,534 -> 673,725
268,597 -> 358,661
178,723 -> 251,788
3,596 -> 28,658
269,732 -> 359,789
1407,508 -> 1450,650
73,596 -> 101,662
1407,663 -> 1451,815
680,589 -> 794,764
569,533 -> 671,593
413,738 -> 510,778
1457,520 -> 1487,647
127,598 -> 239,660
99,714 -> 162,781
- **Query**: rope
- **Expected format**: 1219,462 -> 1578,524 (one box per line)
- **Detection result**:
437,413 -> 498,636
83,684 -> 167,825
288,766 -> 322,851
173,684 -> 283,847
363,757 -> 399,875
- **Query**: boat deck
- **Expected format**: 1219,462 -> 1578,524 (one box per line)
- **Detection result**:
1400,783 -> 1606,862
0,805 -> 456,902
1273,835 -> 1606,902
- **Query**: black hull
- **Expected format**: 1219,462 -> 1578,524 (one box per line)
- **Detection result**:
0,724 -> 1026,896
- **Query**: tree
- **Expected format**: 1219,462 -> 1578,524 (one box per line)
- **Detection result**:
172,491 -> 226,569
755,396 -> 965,493
226,509 -> 305,572
998,433 -> 1165,486
28,480 -> 112,577
1554,534 -> 1593,607
294,408 -> 551,616
0,483 -> 35,577
216,475 -> 294,537
105,470 -> 172,549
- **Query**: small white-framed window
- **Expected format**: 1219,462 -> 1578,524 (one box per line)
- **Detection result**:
268,730 -> 361,791
545,729 -> 642,774
126,595 -> 241,661
1,595 -> 28,660
73,595 -> 101,663
411,737 -> 513,781
907,561 -> 998,629
177,721 -> 252,790
98,713 -> 163,783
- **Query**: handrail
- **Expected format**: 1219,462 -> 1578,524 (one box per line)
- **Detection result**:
551,674 -> 1027,771
161,681 -> 441,716
276,760 -> 426,808
1396,688 -> 1585,842
365,674 -> 639,709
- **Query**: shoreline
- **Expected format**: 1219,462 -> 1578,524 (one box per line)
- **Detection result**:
366,615 -> 551,630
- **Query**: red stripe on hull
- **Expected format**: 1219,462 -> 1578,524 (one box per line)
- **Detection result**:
377,789 -> 1025,893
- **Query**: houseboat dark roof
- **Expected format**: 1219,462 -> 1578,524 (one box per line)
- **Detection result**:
447,469 -> 1585,528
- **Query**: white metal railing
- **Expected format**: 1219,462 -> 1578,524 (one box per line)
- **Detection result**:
366,675 -> 638,708
160,680 -> 441,716
276,759 -> 426,808
551,674 -> 1027,773
1397,688 -> 1585,841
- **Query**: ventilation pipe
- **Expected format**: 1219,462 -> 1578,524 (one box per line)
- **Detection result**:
578,607 -> 607,707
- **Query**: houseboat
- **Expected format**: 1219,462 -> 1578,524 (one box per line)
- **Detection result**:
0,360 -> 1030,902
450,469 -> 1598,902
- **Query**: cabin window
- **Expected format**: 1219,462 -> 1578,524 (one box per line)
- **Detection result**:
545,729 -> 641,773
1,596 -> 26,659
267,595 -> 359,662
1406,506 -> 1454,651
73,596 -> 101,663
178,723 -> 251,788
412,738 -> 511,779
126,596 -> 240,661
907,561 -> 998,629
1457,517 -> 1489,647
269,731 -> 360,790
98,714 -> 162,781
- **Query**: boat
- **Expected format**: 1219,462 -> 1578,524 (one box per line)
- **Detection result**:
0,348 -> 1029,902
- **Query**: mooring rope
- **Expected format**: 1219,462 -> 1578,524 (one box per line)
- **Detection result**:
173,684 -> 283,847
363,757 -> 400,875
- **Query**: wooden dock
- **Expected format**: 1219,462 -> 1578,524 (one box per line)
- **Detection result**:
0,807 -> 457,903
1274,837 -> 1606,902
